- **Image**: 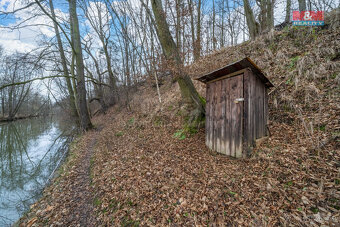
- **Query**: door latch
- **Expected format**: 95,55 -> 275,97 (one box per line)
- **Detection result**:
234,98 -> 244,103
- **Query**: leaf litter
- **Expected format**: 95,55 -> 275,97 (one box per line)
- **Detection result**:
18,25 -> 339,226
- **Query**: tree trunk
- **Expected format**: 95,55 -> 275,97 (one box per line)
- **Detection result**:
212,0 -> 216,50
49,0 -> 79,121
257,0 -> 274,33
243,0 -> 259,39
188,0 -> 196,60
266,0 -> 274,30
285,0 -> 291,23
191,0 -> 201,60
69,0 -> 93,131
195,0 -> 201,60
8,86 -> 13,120
298,0 -> 307,11
151,0 -> 205,126
96,6 -> 117,105
220,0 -> 225,47
85,48 -> 108,113
1,90 -> 4,117
175,0 -> 182,52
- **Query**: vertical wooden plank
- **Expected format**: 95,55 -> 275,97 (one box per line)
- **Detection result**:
250,72 -> 256,146
229,76 -> 237,157
264,87 -> 269,136
259,79 -> 265,137
225,78 -> 231,156
209,83 -> 215,150
211,82 -> 216,151
221,79 -> 226,154
205,83 -> 210,148
257,77 -> 261,138
247,71 -> 252,147
216,80 -> 222,154
255,76 -> 260,139
254,76 -> 258,139
243,71 -> 250,157
214,81 -> 219,152
235,74 -> 243,158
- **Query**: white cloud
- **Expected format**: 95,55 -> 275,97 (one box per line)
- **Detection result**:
0,0 -> 59,54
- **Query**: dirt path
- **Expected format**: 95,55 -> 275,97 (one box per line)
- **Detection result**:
23,130 -> 101,226
64,137 -> 97,226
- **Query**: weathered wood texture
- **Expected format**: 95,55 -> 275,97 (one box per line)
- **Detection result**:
242,69 -> 268,155
206,72 -> 244,157
205,68 -> 269,158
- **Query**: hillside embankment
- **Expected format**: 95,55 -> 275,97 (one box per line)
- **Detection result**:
18,22 -> 339,226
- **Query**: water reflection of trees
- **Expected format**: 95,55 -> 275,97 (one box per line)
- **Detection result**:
0,117 -> 74,226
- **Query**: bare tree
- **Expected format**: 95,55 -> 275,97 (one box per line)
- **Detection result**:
298,0 -> 307,11
149,0 -> 205,126
243,0 -> 259,39
48,0 -> 79,121
68,0 -> 93,131
285,0 -> 292,23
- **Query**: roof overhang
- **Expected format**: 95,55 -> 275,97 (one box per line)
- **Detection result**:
195,57 -> 274,88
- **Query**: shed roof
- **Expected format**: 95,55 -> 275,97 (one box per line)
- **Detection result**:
195,57 -> 274,87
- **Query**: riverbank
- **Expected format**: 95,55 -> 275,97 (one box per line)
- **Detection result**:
15,123 -> 100,227
17,25 -> 339,226
0,114 -> 41,123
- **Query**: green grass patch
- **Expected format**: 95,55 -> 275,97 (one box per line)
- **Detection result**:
330,73 -> 337,79
288,56 -> 300,69
127,117 -> 135,125
310,207 -> 319,214
173,129 -> 186,140
319,124 -> 326,131
121,216 -> 139,227
115,131 -> 124,137
94,197 -> 102,207
286,181 -> 293,187
108,198 -> 119,211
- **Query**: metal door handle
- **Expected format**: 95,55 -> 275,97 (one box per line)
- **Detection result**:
234,98 -> 244,103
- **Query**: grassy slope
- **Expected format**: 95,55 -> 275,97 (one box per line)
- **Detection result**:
19,26 -> 339,226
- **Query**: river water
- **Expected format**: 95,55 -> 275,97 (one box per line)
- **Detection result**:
0,117 -> 74,226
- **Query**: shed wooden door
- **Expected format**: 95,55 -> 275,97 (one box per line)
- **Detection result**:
206,74 -> 244,157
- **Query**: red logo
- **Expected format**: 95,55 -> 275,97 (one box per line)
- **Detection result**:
292,11 -> 324,21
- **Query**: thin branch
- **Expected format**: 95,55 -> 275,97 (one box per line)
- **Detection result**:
0,75 -> 74,90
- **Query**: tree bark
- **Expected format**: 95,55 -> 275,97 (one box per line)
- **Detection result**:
84,46 -> 108,113
220,0 -> 225,47
188,0 -> 196,59
285,0 -> 291,23
175,0 -> 182,52
151,0 -> 205,125
49,0 -> 79,121
257,0 -> 274,33
298,0 -> 307,11
243,0 -> 259,39
1,90 -> 4,117
69,0 -> 93,131
212,0 -> 216,50
195,0 -> 202,60
266,0 -> 274,30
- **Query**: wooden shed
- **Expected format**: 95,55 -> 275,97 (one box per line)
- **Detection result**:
196,57 -> 274,158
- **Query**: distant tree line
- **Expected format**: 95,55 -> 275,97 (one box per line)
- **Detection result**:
0,46 -> 52,120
